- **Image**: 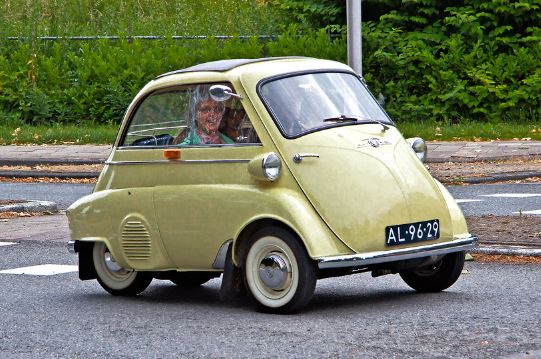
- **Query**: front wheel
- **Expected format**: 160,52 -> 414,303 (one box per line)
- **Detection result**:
92,242 -> 152,296
399,251 -> 466,292
243,227 -> 317,314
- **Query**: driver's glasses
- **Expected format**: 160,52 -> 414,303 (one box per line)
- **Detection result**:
198,106 -> 221,115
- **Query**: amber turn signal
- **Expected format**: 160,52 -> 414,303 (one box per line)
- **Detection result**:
163,149 -> 181,160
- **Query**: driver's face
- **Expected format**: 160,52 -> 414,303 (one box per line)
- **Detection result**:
197,99 -> 222,134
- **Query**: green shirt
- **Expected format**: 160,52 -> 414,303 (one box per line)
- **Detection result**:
181,129 -> 234,145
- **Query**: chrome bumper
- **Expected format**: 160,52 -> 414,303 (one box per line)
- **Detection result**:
317,235 -> 478,270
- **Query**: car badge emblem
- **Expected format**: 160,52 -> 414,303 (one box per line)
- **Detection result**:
357,138 -> 391,149
368,138 -> 381,147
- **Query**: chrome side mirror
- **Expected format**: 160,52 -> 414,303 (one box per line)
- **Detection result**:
209,85 -> 242,102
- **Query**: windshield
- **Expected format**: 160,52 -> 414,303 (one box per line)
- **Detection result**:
259,72 -> 394,138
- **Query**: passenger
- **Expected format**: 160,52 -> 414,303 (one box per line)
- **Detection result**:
221,107 -> 246,142
173,86 -> 234,145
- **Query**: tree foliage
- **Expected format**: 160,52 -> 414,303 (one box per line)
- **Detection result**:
362,0 -> 541,123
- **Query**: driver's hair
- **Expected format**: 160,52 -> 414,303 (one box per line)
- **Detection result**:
189,85 -> 225,124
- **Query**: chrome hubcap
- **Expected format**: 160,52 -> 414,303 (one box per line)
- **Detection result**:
258,254 -> 290,290
104,251 -> 124,273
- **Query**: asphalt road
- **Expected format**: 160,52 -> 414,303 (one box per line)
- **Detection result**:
448,183 -> 541,216
2,182 -> 541,216
0,240 -> 539,358
0,182 -> 93,209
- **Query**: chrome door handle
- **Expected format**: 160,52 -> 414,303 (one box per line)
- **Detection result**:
293,153 -> 320,163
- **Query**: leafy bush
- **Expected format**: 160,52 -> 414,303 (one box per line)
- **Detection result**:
0,0 -> 539,126
272,0 -> 346,31
0,35 -> 342,125
362,0 -> 541,124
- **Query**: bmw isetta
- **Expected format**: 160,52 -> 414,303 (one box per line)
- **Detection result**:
67,57 -> 477,313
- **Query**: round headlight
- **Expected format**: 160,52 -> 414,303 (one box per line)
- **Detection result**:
262,153 -> 281,181
408,137 -> 427,162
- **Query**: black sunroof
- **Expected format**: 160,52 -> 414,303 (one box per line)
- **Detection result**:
155,57 -> 309,79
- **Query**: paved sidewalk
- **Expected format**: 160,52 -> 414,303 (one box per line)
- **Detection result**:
428,141 -> 541,162
0,144 -> 112,165
1,141 -> 541,165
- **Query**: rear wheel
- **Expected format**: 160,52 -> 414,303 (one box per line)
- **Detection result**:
170,272 -> 217,288
92,242 -> 152,296
243,227 -> 317,314
400,252 -> 466,292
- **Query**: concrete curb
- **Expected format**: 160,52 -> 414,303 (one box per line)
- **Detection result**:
427,154 -> 541,163
0,159 -> 103,166
437,171 -> 541,184
472,245 -> 541,257
459,171 -> 541,184
0,200 -> 58,213
0,171 -> 99,179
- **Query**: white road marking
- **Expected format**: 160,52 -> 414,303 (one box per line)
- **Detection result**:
480,193 -> 541,198
455,199 -> 484,203
513,209 -> 541,215
0,264 -> 78,276
0,242 -> 17,247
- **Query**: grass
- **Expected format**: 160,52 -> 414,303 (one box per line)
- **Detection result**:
0,0 -> 285,38
0,124 -> 118,145
1,121 -> 541,145
399,121 -> 541,141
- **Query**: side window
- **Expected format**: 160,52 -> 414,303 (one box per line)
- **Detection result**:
221,97 -> 260,145
122,84 -> 261,147
122,89 -> 190,147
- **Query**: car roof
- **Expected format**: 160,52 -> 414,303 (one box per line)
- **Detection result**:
155,57 -> 311,79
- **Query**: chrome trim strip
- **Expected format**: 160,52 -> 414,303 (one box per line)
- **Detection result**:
116,143 -> 263,150
212,240 -> 232,269
67,240 -> 76,254
105,159 -> 251,165
317,236 -> 478,270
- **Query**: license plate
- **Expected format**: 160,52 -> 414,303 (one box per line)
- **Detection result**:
385,219 -> 440,246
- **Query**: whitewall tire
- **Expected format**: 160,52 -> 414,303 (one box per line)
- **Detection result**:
92,242 -> 152,296
243,227 -> 317,313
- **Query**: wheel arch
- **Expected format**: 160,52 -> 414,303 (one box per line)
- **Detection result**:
232,218 -> 303,267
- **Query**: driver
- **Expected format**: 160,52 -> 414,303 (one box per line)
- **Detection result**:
174,86 -> 234,145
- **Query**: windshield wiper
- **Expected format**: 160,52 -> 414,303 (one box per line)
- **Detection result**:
323,115 -> 359,123
323,114 -> 389,132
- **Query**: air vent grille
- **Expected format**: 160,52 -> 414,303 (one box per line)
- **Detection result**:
121,221 -> 151,260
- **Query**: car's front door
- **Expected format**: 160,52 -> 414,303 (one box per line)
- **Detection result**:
149,83 -> 266,269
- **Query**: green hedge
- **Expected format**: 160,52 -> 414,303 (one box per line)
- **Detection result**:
0,33 -> 345,126
0,0 -> 539,126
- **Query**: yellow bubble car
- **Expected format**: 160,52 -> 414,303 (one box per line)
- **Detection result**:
67,57 -> 477,313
